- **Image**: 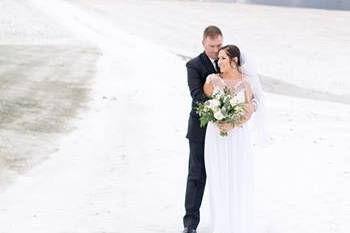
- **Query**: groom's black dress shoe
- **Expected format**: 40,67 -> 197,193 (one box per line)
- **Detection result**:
183,227 -> 197,233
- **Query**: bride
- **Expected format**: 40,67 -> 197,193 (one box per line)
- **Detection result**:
203,44 -> 264,233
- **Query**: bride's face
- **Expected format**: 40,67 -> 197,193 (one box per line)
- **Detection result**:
218,49 -> 234,73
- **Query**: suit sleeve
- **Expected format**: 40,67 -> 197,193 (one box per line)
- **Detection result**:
187,63 -> 209,103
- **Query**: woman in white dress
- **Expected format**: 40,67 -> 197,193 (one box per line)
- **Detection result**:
203,45 -> 256,233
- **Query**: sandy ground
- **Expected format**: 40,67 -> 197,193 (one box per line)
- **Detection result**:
0,1 -> 349,233
68,0 -> 350,96
0,0 -> 101,188
0,0 -> 79,45
0,44 -> 100,187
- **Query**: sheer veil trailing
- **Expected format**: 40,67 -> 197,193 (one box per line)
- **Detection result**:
240,52 -> 269,145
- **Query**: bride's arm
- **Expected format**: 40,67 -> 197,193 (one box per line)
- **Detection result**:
244,81 -> 255,115
244,82 -> 255,121
234,81 -> 254,128
203,75 -> 215,97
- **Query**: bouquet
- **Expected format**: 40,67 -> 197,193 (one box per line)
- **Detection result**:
196,87 -> 246,136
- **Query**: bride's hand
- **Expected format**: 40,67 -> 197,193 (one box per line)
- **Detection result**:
233,102 -> 254,128
215,121 -> 234,133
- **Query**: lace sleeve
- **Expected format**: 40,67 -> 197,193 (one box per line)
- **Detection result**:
204,74 -> 219,97
242,78 -> 254,103
240,70 -> 269,145
206,73 -> 218,84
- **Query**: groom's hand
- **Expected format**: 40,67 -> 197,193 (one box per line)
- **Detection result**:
203,80 -> 214,97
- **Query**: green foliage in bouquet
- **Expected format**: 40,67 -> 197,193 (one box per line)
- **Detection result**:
196,87 -> 246,129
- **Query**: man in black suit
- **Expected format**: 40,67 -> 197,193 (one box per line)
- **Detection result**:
183,25 -> 223,233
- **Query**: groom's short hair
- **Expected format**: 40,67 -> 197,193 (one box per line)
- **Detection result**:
203,25 -> 223,39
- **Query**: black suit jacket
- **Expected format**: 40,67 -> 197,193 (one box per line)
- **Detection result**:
186,52 -> 217,142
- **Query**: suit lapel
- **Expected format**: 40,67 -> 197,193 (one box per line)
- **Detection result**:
200,52 -> 216,75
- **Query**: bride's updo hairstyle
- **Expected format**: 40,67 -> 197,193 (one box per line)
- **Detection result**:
219,45 -> 241,67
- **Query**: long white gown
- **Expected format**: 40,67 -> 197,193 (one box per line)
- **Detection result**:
205,74 -> 255,233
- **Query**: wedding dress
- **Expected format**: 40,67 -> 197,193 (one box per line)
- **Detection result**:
205,74 -> 255,233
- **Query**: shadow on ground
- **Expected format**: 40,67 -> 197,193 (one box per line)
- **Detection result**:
0,45 -> 100,184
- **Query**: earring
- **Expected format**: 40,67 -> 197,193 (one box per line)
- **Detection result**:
231,63 -> 237,70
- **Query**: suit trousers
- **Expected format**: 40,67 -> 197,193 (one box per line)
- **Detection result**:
183,139 -> 207,229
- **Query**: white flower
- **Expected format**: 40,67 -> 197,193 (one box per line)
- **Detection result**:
229,97 -> 239,106
208,99 -> 220,110
214,110 -> 224,120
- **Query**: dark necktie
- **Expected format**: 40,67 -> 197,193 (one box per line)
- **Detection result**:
214,59 -> 219,73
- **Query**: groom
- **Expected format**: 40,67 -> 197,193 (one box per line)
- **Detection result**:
183,25 -> 223,233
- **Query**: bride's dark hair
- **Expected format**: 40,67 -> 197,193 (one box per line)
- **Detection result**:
219,45 -> 241,67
